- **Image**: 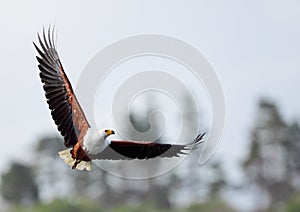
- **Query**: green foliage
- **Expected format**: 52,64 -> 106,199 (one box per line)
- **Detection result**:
285,194 -> 300,212
1,162 -> 38,205
184,200 -> 236,212
104,201 -> 235,212
12,199 -> 236,212
109,203 -> 164,212
14,199 -> 102,212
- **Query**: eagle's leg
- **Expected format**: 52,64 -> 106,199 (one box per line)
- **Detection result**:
72,159 -> 81,169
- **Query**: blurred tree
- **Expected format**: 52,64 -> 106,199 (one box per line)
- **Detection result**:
284,122 -> 300,191
34,135 -> 105,201
207,161 -> 227,199
36,136 -> 65,157
1,162 -> 39,206
169,93 -> 228,206
34,136 -> 73,200
100,93 -> 173,208
242,99 -> 300,210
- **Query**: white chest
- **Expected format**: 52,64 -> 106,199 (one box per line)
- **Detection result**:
82,128 -> 109,155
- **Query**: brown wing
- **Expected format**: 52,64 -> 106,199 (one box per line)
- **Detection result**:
91,133 -> 205,160
34,27 -> 90,147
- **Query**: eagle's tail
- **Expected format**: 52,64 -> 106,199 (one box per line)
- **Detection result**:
58,149 -> 92,171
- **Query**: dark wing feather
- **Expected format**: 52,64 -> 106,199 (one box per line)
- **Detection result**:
91,133 -> 205,160
34,27 -> 90,147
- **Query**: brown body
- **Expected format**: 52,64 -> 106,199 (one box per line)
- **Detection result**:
71,143 -> 91,169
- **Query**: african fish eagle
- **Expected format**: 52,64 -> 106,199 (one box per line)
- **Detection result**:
33,28 -> 205,171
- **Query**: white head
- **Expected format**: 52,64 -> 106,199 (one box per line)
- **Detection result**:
99,128 -> 115,139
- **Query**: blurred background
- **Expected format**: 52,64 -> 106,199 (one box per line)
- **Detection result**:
1,1 -> 300,211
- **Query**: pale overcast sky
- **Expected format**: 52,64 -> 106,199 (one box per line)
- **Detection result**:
0,1 -> 299,193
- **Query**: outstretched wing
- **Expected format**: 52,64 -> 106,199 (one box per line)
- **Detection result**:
91,133 -> 205,160
34,27 -> 90,147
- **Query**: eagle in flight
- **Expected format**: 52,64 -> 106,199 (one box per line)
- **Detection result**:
33,28 -> 205,171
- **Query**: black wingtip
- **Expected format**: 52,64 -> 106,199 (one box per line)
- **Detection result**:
32,40 -> 39,50
184,133 -> 206,150
194,133 -> 206,144
47,24 -> 56,48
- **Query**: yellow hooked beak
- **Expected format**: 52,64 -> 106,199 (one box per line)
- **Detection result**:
105,129 -> 115,136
